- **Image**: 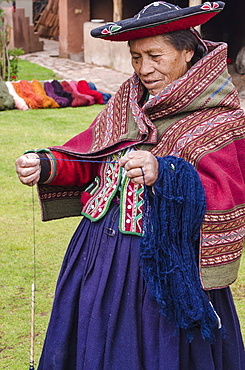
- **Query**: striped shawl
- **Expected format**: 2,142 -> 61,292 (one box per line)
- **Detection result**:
40,40 -> 245,289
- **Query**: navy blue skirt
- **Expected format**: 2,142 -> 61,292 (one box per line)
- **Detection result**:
38,204 -> 245,370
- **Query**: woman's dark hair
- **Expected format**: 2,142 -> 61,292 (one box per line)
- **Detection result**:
163,29 -> 207,65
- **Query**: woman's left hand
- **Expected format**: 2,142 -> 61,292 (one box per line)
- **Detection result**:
119,150 -> 158,186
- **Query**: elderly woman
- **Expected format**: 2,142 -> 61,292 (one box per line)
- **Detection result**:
16,2 -> 245,369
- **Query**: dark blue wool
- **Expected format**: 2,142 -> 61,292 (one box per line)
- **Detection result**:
140,156 -> 220,343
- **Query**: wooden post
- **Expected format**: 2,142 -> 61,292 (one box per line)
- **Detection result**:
113,0 -> 123,22
189,0 -> 202,6
189,0 -> 202,32
59,0 -> 90,60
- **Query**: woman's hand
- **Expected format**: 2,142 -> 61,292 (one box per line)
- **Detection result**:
15,153 -> 41,186
119,150 -> 158,186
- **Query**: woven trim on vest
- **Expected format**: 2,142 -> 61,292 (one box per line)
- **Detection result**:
119,177 -> 144,235
81,152 -> 122,221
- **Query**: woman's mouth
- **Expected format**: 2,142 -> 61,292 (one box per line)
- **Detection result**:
142,79 -> 160,89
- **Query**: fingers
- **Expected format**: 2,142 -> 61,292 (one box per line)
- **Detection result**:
119,151 -> 136,168
123,167 -> 145,184
119,150 -> 158,186
15,153 -> 41,186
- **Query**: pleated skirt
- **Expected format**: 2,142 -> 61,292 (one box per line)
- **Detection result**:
38,203 -> 245,370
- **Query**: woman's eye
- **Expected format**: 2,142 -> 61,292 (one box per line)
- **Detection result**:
150,55 -> 161,59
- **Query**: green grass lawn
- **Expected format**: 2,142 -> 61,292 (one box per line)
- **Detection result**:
17,59 -> 60,81
0,106 -> 103,369
0,61 -> 244,369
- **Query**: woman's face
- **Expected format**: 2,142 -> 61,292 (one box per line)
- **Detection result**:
130,35 -> 194,96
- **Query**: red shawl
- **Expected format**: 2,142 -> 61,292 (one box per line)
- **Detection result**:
43,41 -> 245,289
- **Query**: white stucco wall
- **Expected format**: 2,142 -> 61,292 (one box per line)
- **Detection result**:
84,22 -> 133,75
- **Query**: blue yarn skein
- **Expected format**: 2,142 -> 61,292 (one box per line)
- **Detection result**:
140,156 -> 221,343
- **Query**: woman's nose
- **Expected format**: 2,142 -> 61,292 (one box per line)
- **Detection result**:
139,58 -> 154,75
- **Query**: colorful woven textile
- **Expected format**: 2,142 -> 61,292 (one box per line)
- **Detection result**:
2,79 -> 108,110
69,81 -> 95,105
44,81 -> 67,108
5,81 -> 29,111
12,80 -> 43,109
77,80 -> 104,104
88,82 -> 112,104
0,81 -> 15,110
31,79 -> 60,109
39,41 -> 245,289
61,81 -> 90,107
51,80 -> 73,107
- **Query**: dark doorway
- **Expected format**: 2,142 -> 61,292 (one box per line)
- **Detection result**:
201,0 -> 245,61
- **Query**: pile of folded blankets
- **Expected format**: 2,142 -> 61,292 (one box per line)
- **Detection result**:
0,79 -> 112,111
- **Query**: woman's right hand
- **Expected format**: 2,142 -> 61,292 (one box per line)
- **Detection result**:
15,153 -> 41,186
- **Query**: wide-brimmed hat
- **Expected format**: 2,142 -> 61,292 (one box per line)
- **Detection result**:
90,1 -> 225,42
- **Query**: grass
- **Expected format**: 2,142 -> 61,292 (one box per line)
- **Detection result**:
17,59 -> 59,81
0,106 -> 103,369
0,60 -> 244,369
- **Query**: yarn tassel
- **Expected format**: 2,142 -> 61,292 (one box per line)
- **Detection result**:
140,156 -> 221,343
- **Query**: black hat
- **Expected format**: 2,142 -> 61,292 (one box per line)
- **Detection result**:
91,1 -> 225,42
